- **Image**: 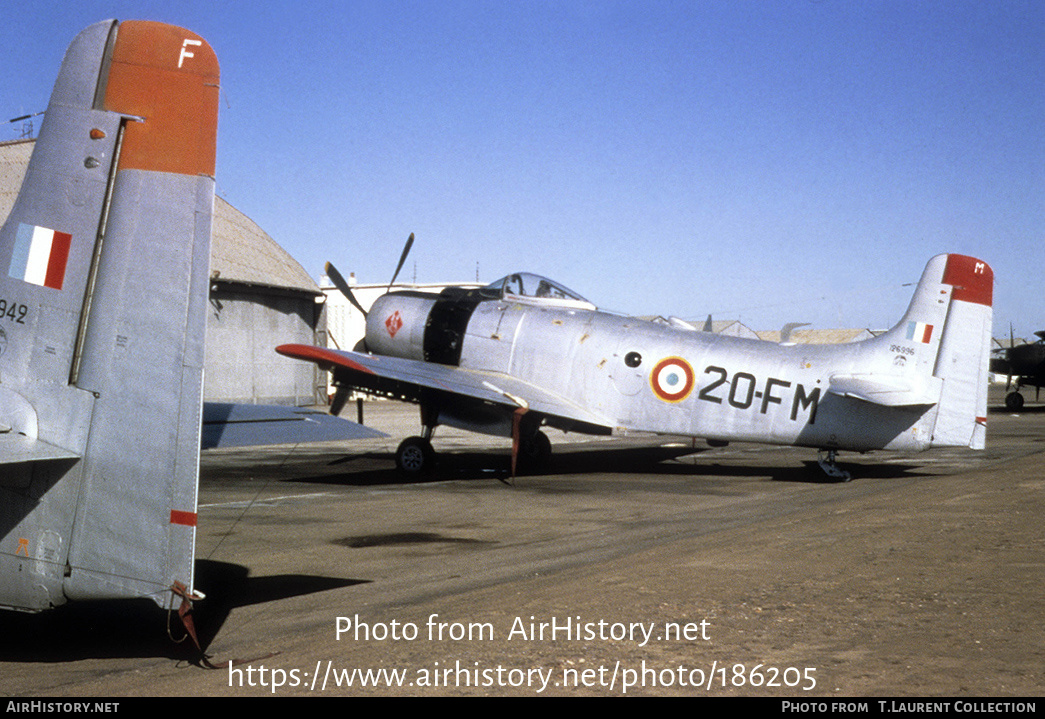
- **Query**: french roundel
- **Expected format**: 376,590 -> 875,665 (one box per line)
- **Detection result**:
650,357 -> 695,402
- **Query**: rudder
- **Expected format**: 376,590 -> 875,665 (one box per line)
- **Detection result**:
931,255 -> 993,449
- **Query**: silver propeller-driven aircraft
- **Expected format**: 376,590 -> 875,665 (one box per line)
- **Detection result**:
280,250 -> 993,479
0,21 -> 380,626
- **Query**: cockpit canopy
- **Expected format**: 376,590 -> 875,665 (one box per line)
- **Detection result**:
480,273 -> 595,309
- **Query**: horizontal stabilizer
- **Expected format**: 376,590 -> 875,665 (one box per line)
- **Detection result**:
201,402 -> 387,449
828,373 -> 942,407
0,434 -> 80,468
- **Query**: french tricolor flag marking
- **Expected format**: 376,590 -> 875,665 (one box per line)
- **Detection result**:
8,223 -> 72,290
906,321 -> 934,344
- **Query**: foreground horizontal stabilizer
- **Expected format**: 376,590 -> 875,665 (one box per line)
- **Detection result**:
0,434 -> 80,468
201,402 -> 386,449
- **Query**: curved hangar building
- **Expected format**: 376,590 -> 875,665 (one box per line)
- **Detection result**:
1,138 -> 326,406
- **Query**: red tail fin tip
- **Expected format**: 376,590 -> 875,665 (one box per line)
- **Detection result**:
943,254 -> 993,307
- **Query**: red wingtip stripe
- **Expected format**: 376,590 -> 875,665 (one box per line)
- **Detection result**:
276,344 -> 376,374
942,255 -> 993,307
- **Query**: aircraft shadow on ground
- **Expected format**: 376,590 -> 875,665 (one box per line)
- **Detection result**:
189,560 -> 369,656
284,444 -> 702,486
0,598 -> 192,663
280,443 -> 928,486
0,561 -> 367,663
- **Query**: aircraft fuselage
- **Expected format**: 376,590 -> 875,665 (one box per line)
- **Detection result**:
365,288 -> 941,453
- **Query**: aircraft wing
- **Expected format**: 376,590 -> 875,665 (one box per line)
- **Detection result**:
201,402 -> 386,449
275,344 -> 615,433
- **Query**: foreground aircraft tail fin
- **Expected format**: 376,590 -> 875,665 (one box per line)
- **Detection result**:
0,21 -> 218,611
833,255 -> 992,449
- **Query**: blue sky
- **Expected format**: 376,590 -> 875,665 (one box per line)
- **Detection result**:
3,1 -> 1042,336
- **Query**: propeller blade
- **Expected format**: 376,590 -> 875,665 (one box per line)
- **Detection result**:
326,261 -> 369,318
387,232 -> 415,291
330,384 -> 350,417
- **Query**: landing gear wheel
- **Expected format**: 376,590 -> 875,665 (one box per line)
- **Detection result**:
518,430 -> 552,474
1005,391 -> 1025,411
396,436 -> 434,475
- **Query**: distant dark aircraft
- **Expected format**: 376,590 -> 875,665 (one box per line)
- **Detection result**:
990,331 -> 1045,410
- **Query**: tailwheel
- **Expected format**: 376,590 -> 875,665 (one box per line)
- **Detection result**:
817,449 -> 851,482
395,436 -> 434,475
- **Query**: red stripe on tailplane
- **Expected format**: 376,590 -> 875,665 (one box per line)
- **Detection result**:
170,510 -> 197,527
942,255 -> 993,307
276,344 -> 377,374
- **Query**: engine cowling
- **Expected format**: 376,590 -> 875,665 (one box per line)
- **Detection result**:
365,292 -> 437,361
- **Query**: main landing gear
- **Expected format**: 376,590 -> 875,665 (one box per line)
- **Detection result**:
393,406 -> 553,477
1005,391 -> 1025,411
395,436 -> 435,475
393,430 -> 553,476
515,429 -> 552,475
395,405 -> 439,476
1004,378 -> 1039,411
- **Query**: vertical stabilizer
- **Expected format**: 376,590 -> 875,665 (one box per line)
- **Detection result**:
871,254 -> 992,448
930,255 -> 993,449
829,254 -> 992,451
0,21 -> 218,612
